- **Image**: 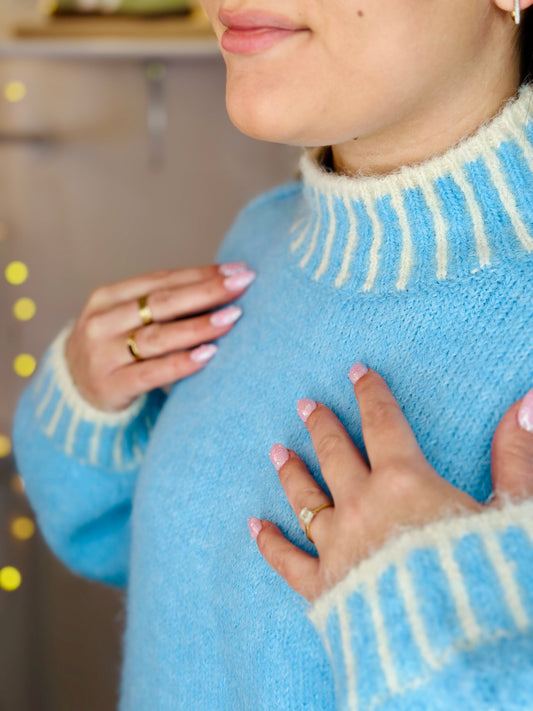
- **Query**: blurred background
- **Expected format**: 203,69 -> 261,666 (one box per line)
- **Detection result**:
0,1 -> 298,708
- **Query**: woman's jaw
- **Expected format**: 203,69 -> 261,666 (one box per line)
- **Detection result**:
202,1 -> 524,176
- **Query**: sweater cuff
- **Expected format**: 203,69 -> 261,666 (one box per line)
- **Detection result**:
26,325 -> 166,472
308,500 -> 533,711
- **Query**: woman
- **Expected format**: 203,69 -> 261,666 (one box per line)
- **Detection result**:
13,1 -> 533,709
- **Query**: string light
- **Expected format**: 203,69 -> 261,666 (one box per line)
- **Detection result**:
13,298 -> 36,322
10,517 -> 35,541
0,435 -> 11,458
13,354 -> 36,378
5,261 -> 28,285
0,567 -> 22,591
3,81 -> 27,104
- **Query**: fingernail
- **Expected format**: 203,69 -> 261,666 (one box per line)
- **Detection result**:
348,362 -> 369,385
210,305 -> 243,328
218,261 -> 248,276
248,517 -> 262,540
518,389 -> 533,433
297,398 -> 317,423
269,443 -> 289,471
190,343 -> 218,363
224,270 -> 256,292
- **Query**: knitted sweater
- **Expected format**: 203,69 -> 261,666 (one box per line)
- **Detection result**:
13,84 -> 533,711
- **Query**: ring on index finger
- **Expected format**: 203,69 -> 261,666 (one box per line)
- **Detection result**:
299,502 -> 334,544
138,295 -> 153,326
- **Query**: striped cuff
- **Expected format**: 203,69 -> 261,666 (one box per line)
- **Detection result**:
28,325 -> 166,472
309,500 -> 533,711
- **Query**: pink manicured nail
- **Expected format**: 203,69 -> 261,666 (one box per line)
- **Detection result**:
269,443 -> 289,471
224,270 -> 256,292
248,517 -> 262,541
218,261 -> 248,276
518,389 -> 533,433
210,305 -> 243,328
190,344 -> 218,363
297,399 -> 317,423
348,362 -> 369,385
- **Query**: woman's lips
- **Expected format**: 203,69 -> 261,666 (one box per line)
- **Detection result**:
219,10 -> 309,55
221,27 -> 305,55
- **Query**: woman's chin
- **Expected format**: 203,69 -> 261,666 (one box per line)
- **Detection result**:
225,94 -> 314,146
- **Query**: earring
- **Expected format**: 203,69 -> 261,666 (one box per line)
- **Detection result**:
512,0 -> 521,25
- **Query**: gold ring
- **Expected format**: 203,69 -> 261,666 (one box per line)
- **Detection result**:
299,502 -> 334,544
138,295 -> 153,326
127,331 -> 143,361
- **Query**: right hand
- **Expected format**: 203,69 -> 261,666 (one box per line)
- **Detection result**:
65,262 -> 256,413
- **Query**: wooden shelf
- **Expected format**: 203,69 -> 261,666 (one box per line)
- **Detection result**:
0,6 -> 219,59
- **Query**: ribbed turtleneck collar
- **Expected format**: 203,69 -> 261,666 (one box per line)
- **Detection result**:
290,83 -> 533,293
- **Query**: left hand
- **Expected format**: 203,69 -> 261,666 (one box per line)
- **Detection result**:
248,363 -> 533,602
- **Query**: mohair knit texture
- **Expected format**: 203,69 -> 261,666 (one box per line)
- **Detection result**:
13,84 -> 533,710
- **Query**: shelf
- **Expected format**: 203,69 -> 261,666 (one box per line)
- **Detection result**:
0,7 -> 220,59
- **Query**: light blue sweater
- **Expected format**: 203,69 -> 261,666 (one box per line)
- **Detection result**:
13,84 -> 533,710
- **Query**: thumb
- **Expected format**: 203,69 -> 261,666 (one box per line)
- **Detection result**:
490,389 -> 533,505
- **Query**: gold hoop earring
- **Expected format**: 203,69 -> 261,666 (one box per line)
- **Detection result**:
512,0 -> 521,25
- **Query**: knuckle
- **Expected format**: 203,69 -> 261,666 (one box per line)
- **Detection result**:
299,485 -> 326,504
86,286 -> 107,309
277,460 -> 297,486
316,431 -> 345,462
84,314 -> 105,341
151,288 -> 174,310
381,463 -> 418,498
184,316 -> 209,339
141,325 -> 165,351
202,278 -> 223,299
364,397 -> 396,432
343,495 -> 363,520
497,437 -> 532,465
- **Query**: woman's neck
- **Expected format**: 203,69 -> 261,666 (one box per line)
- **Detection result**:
294,82 -> 533,294
331,72 -> 521,178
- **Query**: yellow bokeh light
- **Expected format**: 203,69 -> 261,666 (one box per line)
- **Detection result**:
0,435 -> 11,458
0,566 -> 22,591
5,261 -> 28,285
13,298 -> 36,321
10,517 -> 35,541
10,475 -> 25,495
4,81 -> 27,104
14,354 -> 36,378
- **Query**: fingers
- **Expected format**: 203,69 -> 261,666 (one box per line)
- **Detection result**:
85,262 -> 248,313
350,366 -> 424,472
269,445 -> 333,544
491,389 -> 533,503
85,269 -> 256,339
112,305 -> 243,367
253,520 -> 321,600
110,346 -> 218,404
296,399 -> 369,496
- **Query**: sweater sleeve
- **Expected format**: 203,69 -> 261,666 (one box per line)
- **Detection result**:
308,500 -> 533,711
12,325 -> 167,588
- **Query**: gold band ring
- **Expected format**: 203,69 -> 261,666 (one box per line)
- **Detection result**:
299,502 -> 334,544
138,295 -> 153,326
127,331 -> 143,361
